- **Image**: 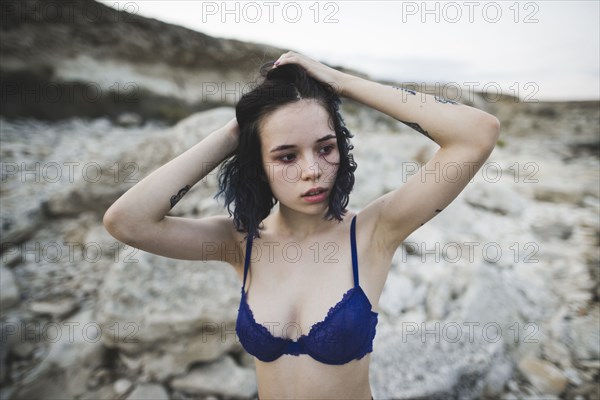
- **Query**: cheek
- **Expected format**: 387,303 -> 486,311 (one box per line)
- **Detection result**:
321,154 -> 340,180
264,163 -> 297,189
276,164 -> 302,185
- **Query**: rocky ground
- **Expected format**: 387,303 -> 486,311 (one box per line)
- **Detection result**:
1,98 -> 598,399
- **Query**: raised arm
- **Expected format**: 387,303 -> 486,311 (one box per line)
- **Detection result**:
341,76 -> 500,249
103,118 -> 242,264
272,51 -> 500,251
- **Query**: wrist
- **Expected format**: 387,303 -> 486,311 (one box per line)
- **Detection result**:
221,128 -> 239,156
337,73 -> 362,98
220,118 -> 240,145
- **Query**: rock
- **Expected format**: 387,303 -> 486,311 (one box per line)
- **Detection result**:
464,181 -> 528,216
42,107 -> 234,218
138,334 -> 246,382
562,367 -> 583,386
170,355 -> 257,398
61,212 -> 98,246
563,305 -> 600,361
577,359 -> 600,369
570,382 -> 600,400
530,218 -> 573,241
80,383 -> 118,400
11,340 -> 37,361
94,250 -> 240,349
517,354 -> 567,396
402,222 -> 449,258
533,187 -> 588,204
379,271 -> 423,317
2,316 -> 37,360
1,248 -> 22,268
0,265 -> 20,314
1,316 -> 24,384
551,305 -> 600,363
126,383 -> 169,400
448,261 -> 558,357
84,222 -> 129,258
542,339 -> 572,369
116,112 -> 143,127
29,296 -> 78,318
114,378 -> 134,396
10,308 -> 107,400
425,270 -> 453,320
370,321 -> 505,400
0,207 -> 45,249
481,352 -> 514,397
94,245 -> 242,380
119,352 -> 143,372
89,367 -> 113,389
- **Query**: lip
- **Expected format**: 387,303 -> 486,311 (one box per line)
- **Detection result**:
301,188 -> 328,203
301,187 -> 327,197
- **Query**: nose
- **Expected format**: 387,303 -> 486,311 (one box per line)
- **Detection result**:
300,155 -> 322,181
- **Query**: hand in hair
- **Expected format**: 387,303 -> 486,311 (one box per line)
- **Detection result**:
272,51 -> 352,96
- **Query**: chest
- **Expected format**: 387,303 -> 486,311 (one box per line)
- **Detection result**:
236,236 -> 384,340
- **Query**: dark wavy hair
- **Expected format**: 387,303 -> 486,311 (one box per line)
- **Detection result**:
214,61 -> 357,240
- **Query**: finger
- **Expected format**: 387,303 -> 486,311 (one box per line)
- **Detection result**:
273,51 -> 300,67
274,54 -> 287,67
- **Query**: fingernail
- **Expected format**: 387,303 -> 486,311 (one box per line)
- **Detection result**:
274,60 -> 280,65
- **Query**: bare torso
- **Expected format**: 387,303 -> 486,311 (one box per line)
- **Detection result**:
231,210 -> 397,399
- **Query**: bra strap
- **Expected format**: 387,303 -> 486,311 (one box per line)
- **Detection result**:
350,215 -> 359,287
242,233 -> 253,291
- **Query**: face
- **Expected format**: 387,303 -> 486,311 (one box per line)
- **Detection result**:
259,99 -> 340,214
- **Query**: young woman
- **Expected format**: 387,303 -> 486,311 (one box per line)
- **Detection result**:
104,51 -> 500,400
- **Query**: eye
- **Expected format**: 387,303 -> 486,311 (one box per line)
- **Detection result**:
319,145 -> 335,155
279,154 -> 296,163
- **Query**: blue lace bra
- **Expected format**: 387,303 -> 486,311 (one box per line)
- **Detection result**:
235,215 -> 379,365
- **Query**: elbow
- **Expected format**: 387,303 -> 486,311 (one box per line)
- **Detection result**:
103,206 -> 154,250
103,207 -> 130,243
477,115 -> 501,151
102,208 -> 115,234
488,115 -> 501,137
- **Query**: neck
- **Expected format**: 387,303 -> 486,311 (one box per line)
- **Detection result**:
273,204 -> 335,241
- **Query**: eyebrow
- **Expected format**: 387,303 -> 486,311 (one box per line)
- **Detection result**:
269,134 -> 337,153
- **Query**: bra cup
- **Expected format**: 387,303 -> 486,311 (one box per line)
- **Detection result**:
303,289 -> 377,364
236,293 -> 289,362
236,286 -> 379,364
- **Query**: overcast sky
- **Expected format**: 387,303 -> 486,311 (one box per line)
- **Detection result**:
100,0 -> 599,101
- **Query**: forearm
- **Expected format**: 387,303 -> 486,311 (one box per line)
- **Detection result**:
104,124 -> 238,232
340,74 -> 500,148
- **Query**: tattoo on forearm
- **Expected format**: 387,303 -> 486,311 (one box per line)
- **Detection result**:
396,119 -> 434,142
170,185 -> 191,209
392,86 -> 416,95
434,95 -> 459,105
